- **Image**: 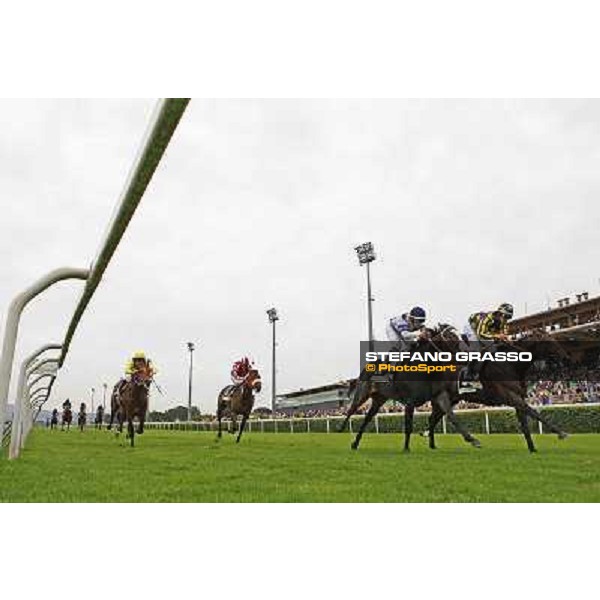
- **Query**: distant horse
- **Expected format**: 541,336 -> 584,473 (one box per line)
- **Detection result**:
106,383 -> 122,432
426,329 -> 570,453
94,405 -> 105,430
111,367 -> 152,447
339,324 -> 480,452
61,407 -> 73,431
77,403 -> 87,432
217,368 -> 262,443
50,409 -> 59,430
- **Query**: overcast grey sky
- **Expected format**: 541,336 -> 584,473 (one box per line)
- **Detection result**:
1,99 -> 599,413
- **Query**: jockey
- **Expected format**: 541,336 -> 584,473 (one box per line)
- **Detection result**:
460,302 -> 514,390
231,357 -> 252,385
117,351 -> 157,394
385,306 -> 428,349
62,398 -> 71,410
124,350 -> 157,378
464,303 -> 513,344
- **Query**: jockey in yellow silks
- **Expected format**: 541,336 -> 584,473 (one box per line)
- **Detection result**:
459,303 -> 514,390
117,351 -> 158,395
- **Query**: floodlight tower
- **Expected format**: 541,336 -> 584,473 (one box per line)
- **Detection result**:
354,242 -> 377,347
187,342 -> 195,422
266,308 -> 279,416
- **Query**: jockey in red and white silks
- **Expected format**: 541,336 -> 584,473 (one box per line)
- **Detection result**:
231,357 -> 253,385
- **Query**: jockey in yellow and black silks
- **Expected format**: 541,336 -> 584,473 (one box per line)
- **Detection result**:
459,303 -> 514,390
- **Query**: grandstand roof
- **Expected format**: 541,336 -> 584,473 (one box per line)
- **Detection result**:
509,294 -> 600,337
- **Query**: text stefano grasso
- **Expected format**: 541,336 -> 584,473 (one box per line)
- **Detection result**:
363,351 -> 533,363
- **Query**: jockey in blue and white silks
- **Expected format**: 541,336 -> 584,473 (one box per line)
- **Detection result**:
385,306 -> 428,350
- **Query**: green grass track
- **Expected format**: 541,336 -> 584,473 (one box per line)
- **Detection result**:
1,428 -> 599,502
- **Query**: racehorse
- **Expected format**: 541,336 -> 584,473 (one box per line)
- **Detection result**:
94,405 -> 105,430
216,368 -> 262,443
50,409 -> 59,430
339,324 -> 481,452
426,329 -> 570,453
106,383 -> 121,432
61,406 -> 73,431
110,367 -> 152,447
77,403 -> 87,432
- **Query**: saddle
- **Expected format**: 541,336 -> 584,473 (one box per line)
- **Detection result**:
221,384 -> 241,403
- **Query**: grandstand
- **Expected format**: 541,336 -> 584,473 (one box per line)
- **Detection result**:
275,382 -> 350,415
509,292 -> 600,340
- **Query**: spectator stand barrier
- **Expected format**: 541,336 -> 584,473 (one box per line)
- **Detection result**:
142,402 -> 600,435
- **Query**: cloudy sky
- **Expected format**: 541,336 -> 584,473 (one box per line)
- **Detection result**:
1,99 -> 599,413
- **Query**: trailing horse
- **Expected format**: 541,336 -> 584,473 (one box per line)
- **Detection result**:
94,405 -> 105,430
77,403 -> 87,432
107,382 -> 124,432
61,407 -> 72,431
216,368 -> 262,443
340,324 -> 481,452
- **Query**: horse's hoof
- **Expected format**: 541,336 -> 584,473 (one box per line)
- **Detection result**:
403,448 -> 410,453
429,445 -> 437,450
471,439 -> 482,448
529,447 -> 538,453
558,432 -> 568,440
350,442 -> 358,451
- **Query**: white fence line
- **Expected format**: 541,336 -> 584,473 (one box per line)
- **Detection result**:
142,402 -> 600,434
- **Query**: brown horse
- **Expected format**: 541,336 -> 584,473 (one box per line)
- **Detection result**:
94,405 -> 105,429
217,368 -> 262,443
77,403 -> 87,432
110,368 -> 152,447
50,409 -> 59,429
426,329 -> 570,453
340,324 -> 481,452
106,383 -> 121,432
61,407 -> 73,431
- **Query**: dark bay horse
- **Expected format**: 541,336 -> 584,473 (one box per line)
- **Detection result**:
107,383 -> 121,432
426,329 -> 570,453
340,324 -> 481,452
111,368 -> 152,447
77,403 -> 87,432
50,409 -> 59,430
94,405 -> 105,429
217,368 -> 262,443
61,406 -> 73,431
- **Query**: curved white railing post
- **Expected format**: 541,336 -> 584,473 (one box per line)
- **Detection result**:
8,344 -> 61,459
21,360 -> 59,450
58,99 -> 190,369
0,268 -> 89,447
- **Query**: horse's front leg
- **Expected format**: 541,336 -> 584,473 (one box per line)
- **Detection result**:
403,403 -> 415,452
128,418 -> 135,447
427,404 -> 445,449
137,412 -> 146,435
217,405 -> 223,439
236,413 -> 249,443
338,380 -> 367,432
351,395 -> 384,450
442,402 -> 481,448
